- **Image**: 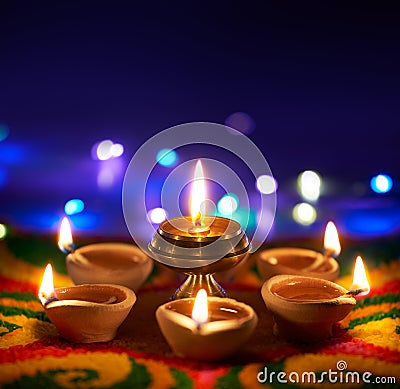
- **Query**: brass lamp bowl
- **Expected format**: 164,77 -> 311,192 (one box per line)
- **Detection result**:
149,216 -> 250,299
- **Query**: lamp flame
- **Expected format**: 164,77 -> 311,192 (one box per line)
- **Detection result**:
350,256 -> 370,296
58,217 -> 74,253
324,221 -> 341,257
190,160 -> 206,226
38,263 -> 56,305
192,289 -> 208,326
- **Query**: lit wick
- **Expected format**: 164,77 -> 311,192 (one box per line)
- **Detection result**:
304,221 -> 341,272
39,263 -> 119,306
192,289 -> 209,330
345,288 -> 369,297
38,263 -> 59,307
349,255 -> 370,297
188,160 -> 210,235
38,263 -> 137,343
322,221 -> 341,260
58,217 -> 75,254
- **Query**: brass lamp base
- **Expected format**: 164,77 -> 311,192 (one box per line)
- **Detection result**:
172,274 -> 226,299
149,216 -> 250,300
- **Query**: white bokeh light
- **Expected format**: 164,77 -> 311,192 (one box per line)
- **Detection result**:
111,143 -> 124,157
256,174 -> 278,194
292,203 -> 317,225
0,223 -> 7,239
148,207 -> 167,224
297,170 -> 321,201
217,194 -> 239,215
96,140 -> 114,160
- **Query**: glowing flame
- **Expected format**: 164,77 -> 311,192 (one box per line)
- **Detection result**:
58,217 -> 73,252
38,263 -> 55,305
190,160 -> 206,225
192,289 -> 208,326
350,256 -> 370,296
324,221 -> 341,256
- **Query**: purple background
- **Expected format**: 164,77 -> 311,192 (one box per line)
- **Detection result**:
0,2 -> 399,240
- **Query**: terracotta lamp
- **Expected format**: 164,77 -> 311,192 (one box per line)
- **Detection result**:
257,221 -> 341,281
261,256 -> 370,342
59,217 -> 153,291
156,289 -> 257,360
38,264 -> 136,343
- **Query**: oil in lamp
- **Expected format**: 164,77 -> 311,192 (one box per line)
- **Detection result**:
261,255 -> 370,342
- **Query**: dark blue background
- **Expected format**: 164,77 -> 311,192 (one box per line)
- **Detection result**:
0,1 -> 399,240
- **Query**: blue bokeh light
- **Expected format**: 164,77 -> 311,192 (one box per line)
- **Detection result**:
231,208 -> 257,230
370,174 -> 393,194
0,124 -> 9,142
217,193 -> 239,216
64,199 -> 85,215
343,208 -> 400,236
67,212 -> 97,230
0,143 -> 26,164
156,148 -> 178,167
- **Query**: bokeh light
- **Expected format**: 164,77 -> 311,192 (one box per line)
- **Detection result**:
370,174 -> 393,194
156,148 -> 178,167
292,203 -> 317,225
0,223 -> 7,239
256,174 -> 278,194
0,143 -> 25,164
0,124 -> 9,142
231,208 -> 257,230
147,207 -> 167,224
217,193 -> 239,216
92,140 -> 124,160
111,143 -> 124,157
96,140 -> 114,160
297,170 -> 321,201
64,199 -> 85,216
224,112 -> 256,135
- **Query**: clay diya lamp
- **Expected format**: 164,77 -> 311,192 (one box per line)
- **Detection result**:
261,275 -> 356,342
58,217 -> 153,290
257,221 -> 340,281
156,289 -> 258,361
39,264 -> 136,343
